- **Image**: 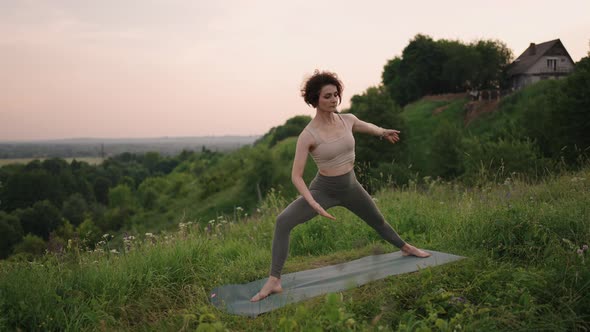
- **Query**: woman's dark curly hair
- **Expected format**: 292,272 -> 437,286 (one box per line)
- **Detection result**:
300,70 -> 344,108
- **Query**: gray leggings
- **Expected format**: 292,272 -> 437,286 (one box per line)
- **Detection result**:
270,169 -> 406,278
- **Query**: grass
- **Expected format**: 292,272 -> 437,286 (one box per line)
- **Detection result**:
400,98 -> 468,175
1,166 -> 589,331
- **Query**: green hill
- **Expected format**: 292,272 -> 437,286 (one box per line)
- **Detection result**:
1,165 -> 588,331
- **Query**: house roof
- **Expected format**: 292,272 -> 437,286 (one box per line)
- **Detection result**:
507,39 -> 574,76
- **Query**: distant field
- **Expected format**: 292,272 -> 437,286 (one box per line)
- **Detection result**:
0,157 -> 103,166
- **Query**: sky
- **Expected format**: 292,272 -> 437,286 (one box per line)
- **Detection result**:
1,0 -> 588,141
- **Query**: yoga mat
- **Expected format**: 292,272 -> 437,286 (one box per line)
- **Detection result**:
209,250 -> 464,317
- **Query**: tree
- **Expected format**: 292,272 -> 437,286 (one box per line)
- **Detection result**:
269,115 -> 311,147
382,35 -> 514,105
108,184 -> 136,210
93,177 -> 111,205
16,200 -> 62,240
438,40 -> 480,91
12,234 -> 46,258
62,193 -> 88,226
383,34 -> 447,105
2,168 -> 61,211
0,212 -> 23,258
551,56 -> 590,162
472,39 -> 513,89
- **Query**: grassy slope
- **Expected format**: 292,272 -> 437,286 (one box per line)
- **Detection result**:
1,166 -> 588,331
124,137 -> 318,235
400,98 -> 468,176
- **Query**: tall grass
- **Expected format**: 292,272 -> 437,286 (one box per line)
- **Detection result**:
1,166 -> 589,331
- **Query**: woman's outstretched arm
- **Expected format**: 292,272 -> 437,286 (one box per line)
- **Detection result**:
347,114 -> 400,144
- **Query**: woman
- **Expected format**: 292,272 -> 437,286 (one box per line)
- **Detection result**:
251,70 -> 430,302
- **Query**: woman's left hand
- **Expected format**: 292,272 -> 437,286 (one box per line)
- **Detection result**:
381,129 -> 401,144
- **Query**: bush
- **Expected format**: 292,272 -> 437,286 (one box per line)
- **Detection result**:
461,137 -> 547,185
12,234 -> 46,259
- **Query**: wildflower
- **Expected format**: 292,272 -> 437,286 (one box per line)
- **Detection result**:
577,249 -> 584,256
450,296 -> 466,304
256,208 -> 261,213
110,249 -> 119,254
102,233 -> 110,239
583,244 -> 588,252
208,220 -> 215,224
236,206 -> 243,211
145,233 -> 153,237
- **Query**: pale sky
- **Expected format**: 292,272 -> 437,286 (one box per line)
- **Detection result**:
1,0 -> 588,141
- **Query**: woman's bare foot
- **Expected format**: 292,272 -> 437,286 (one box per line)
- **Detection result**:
250,276 -> 283,302
401,244 -> 431,258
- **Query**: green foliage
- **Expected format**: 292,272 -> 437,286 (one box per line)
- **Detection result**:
255,115 -> 312,148
0,212 -> 22,258
62,193 -> 88,226
431,121 -> 464,179
550,56 -> 590,162
269,115 -> 311,147
108,184 -> 136,210
346,86 -> 408,192
92,177 -> 111,205
76,219 -> 102,249
461,137 -> 546,185
382,34 -> 512,105
15,200 -> 62,240
12,234 -> 46,258
469,58 -> 590,166
383,34 -> 446,105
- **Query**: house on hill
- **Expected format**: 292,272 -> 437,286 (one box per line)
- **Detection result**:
507,39 -> 575,90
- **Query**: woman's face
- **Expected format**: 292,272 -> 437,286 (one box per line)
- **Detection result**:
316,84 -> 339,113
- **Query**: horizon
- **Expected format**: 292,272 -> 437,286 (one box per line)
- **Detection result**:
0,134 -> 262,144
1,0 -> 589,141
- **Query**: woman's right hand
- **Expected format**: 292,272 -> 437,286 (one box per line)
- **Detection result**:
310,201 -> 336,220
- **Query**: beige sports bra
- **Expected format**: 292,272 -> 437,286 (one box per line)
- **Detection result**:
304,113 -> 355,171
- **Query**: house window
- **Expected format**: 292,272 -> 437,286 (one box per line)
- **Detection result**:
547,59 -> 557,71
